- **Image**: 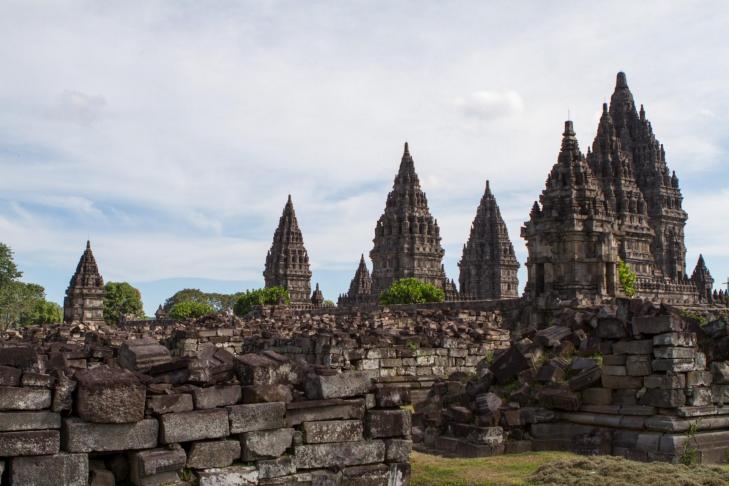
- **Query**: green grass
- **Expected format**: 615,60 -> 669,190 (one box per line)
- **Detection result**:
411,450 -> 729,486
410,450 -> 580,485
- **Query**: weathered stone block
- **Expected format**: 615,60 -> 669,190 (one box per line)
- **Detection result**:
601,374 -> 643,389
343,463 -> 390,485
639,388 -> 686,408
228,402 -> 285,433
0,410 -> 60,431
241,428 -> 294,460
375,387 -> 410,408
235,353 -> 298,386
52,370 -> 76,413
367,410 -> 411,438
536,387 -> 580,411
602,365 -> 627,376
581,387 -> 612,405
241,384 -> 293,404
192,385 -> 242,410
689,387 -> 712,407
198,465 -> 258,485
0,365 -> 21,386
129,446 -> 186,486
652,358 -> 695,372
712,362 -> 729,384
653,332 -> 696,347
257,456 -> 296,479
653,347 -> 696,359
385,438 -> 412,462
0,346 -> 37,369
687,371 -> 712,387
0,429 -> 59,455
76,366 -> 146,423
644,373 -> 685,389
612,340 -> 653,355
285,399 -> 365,426
597,318 -> 626,339
569,367 -> 602,391
626,355 -> 652,376
63,418 -> 158,452
11,453 -> 88,486
119,338 -> 171,371
147,393 -> 194,415
305,371 -> 371,400
0,386 -> 51,410
294,440 -> 386,468
160,409 -> 229,443
21,372 -> 54,388
187,440 -> 241,469
633,315 -> 684,335
303,419 -> 363,443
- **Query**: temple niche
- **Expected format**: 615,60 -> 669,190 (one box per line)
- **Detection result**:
459,180 -> 520,300
263,195 -> 313,303
63,240 -> 105,325
523,73 -> 703,306
369,143 -> 456,299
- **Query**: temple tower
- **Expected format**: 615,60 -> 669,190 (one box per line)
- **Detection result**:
369,143 -> 450,297
459,181 -> 520,300
691,255 -> 714,304
338,254 -> 374,306
587,102 -> 655,280
63,240 -> 105,325
607,72 -> 688,281
263,195 -> 312,303
311,282 -> 324,306
521,121 -> 620,303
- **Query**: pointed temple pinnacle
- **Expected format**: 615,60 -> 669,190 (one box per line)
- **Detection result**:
403,141 -> 410,156
563,120 -> 576,137
616,71 -> 628,89
86,240 -> 91,250
602,102 -> 608,114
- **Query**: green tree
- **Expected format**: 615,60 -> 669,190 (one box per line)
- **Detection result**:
19,300 -> 63,326
618,260 -> 637,298
169,300 -> 214,319
233,287 -> 290,316
104,282 -> 145,324
379,278 -> 445,305
162,288 -> 208,312
0,243 -> 22,286
0,243 -> 64,329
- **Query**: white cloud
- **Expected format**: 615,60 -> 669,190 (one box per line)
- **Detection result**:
455,90 -> 524,122
47,90 -> 107,125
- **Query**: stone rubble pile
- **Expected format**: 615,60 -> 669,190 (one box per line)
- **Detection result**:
0,338 -> 413,485
416,299 -> 729,463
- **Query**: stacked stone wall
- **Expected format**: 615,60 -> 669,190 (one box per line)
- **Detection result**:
417,299 -> 729,463
0,338 -> 412,485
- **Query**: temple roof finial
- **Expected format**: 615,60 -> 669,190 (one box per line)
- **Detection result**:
403,141 -> 410,156
616,71 -> 628,89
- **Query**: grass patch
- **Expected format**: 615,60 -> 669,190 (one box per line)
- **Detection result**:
410,450 -> 580,485
530,455 -> 729,485
411,451 -> 729,486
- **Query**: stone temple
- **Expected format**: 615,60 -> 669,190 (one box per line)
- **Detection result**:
459,180 -> 520,300
63,240 -> 105,325
369,143 -> 457,300
522,72 -> 702,306
263,195 -> 312,303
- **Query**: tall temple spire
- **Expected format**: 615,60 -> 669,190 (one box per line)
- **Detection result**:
691,254 -> 715,304
338,254 -> 374,306
63,240 -> 105,325
459,180 -> 520,300
263,195 -> 312,303
370,143 -> 450,297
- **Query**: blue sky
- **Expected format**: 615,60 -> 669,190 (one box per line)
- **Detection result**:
1,1 -> 728,314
